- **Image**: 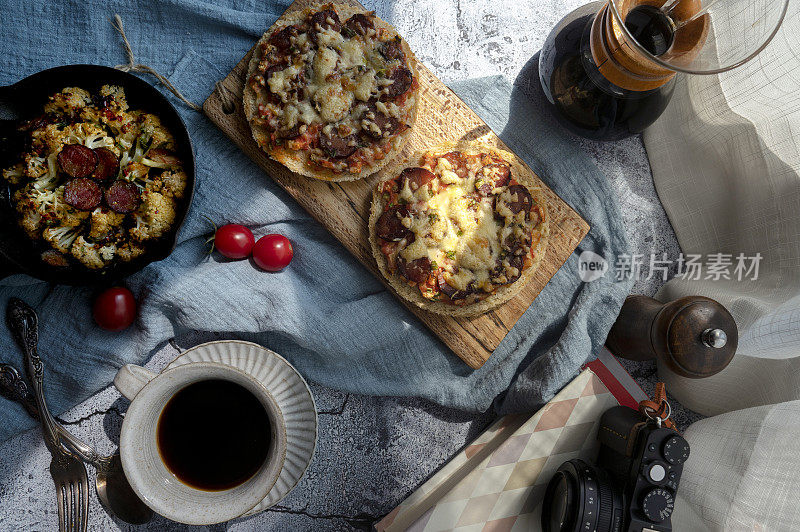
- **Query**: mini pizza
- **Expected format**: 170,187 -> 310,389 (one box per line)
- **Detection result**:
369,145 -> 549,316
244,3 -> 420,181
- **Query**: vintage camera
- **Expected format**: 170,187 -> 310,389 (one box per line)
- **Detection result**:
541,405 -> 690,532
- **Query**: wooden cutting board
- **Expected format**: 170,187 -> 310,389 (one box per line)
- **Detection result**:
203,0 -> 589,369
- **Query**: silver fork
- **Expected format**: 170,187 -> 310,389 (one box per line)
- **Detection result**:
7,298 -> 89,532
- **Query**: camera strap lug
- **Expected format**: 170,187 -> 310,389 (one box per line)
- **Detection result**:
639,382 -> 677,432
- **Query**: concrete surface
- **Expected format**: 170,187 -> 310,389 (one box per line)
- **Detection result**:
0,0 -> 691,530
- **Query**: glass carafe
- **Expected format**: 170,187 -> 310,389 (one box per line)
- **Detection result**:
538,0 -> 789,141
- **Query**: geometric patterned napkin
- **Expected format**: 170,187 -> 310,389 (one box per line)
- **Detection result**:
377,362 -> 636,532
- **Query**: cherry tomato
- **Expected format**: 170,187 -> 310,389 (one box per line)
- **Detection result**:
253,234 -> 294,271
93,287 -> 137,332
215,224 -> 255,260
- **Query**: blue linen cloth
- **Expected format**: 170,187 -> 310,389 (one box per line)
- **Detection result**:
0,0 -> 632,442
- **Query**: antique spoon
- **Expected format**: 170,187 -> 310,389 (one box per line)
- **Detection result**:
3,298 -> 153,525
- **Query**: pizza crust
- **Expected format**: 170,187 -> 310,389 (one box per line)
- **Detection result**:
244,2 -> 419,182
369,142 -> 550,317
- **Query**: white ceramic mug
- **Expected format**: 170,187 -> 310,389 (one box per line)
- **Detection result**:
114,362 -> 287,525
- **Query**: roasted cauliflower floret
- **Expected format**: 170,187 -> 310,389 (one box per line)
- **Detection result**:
139,113 -> 175,151
50,191 -> 90,228
89,208 -> 125,240
21,185 -> 88,228
14,188 -> 51,238
100,84 -> 129,112
28,167 -> 60,194
153,169 -> 188,199
31,124 -> 67,153
130,192 -> 176,241
2,163 -> 25,185
14,171 -> 60,211
18,209 -> 43,239
42,226 -> 80,254
24,154 -> 48,179
61,122 -> 113,150
79,105 -> 101,123
121,161 -> 150,184
43,87 -> 92,115
106,109 -> 141,147
71,236 -> 116,269
116,241 -> 146,262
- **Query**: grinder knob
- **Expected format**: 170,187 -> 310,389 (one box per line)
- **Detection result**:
606,295 -> 738,379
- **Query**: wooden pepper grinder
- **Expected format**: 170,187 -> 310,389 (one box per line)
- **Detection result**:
606,295 -> 737,379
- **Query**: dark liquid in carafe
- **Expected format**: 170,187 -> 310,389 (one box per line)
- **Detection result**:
625,5 -> 675,56
157,379 -> 271,491
539,3 -> 677,141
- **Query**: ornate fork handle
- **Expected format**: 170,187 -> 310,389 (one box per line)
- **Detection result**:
5,298 -> 106,465
0,363 -> 38,420
6,298 -> 57,442
0,359 -> 110,465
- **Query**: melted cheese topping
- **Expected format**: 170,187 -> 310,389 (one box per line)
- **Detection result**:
251,9 -> 417,174
380,153 -> 541,299
396,158 -> 501,291
399,181 -> 500,290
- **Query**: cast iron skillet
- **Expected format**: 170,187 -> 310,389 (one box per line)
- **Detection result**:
0,65 -> 195,285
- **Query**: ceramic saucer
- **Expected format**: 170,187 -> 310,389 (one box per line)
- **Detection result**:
166,340 -> 317,515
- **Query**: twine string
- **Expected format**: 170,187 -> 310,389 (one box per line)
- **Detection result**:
111,14 -> 202,112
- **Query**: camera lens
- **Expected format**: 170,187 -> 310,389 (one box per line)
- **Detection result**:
546,473 -> 574,531
541,459 -> 624,532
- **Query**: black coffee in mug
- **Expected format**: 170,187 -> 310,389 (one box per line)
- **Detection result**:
156,379 -> 272,491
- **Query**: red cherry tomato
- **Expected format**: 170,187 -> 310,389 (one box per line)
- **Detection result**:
215,224 -> 255,260
253,234 -> 294,271
93,287 -> 137,332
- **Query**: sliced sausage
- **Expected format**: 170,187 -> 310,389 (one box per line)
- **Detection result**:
362,103 -> 400,139
441,151 -> 468,178
58,144 -> 98,178
437,271 -> 472,300
499,184 -> 533,215
503,232 -> 531,253
501,254 -> 524,284
344,13 -> 374,35
277,124 -> 303,140
380,67 -> 413,102
64,178 -> 102,211
380,240 -> 400,271
269,25 -> 298,50
309,9 -> 341,43
105,180 -> 141,214
400,167 -> 435,191
380,36 -> 405,61
490,254 -> 523,285
475,163 -> 511,196
92,147 -> 120,181
398,257 -> 431,284
320,131 -> 359,159
376,204 -> 411,241
24,113 -> 58,132
40,249 -> 69,267
263,64 -> 288,104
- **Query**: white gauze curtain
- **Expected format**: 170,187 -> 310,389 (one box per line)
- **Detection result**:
642,3 -> 800,530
